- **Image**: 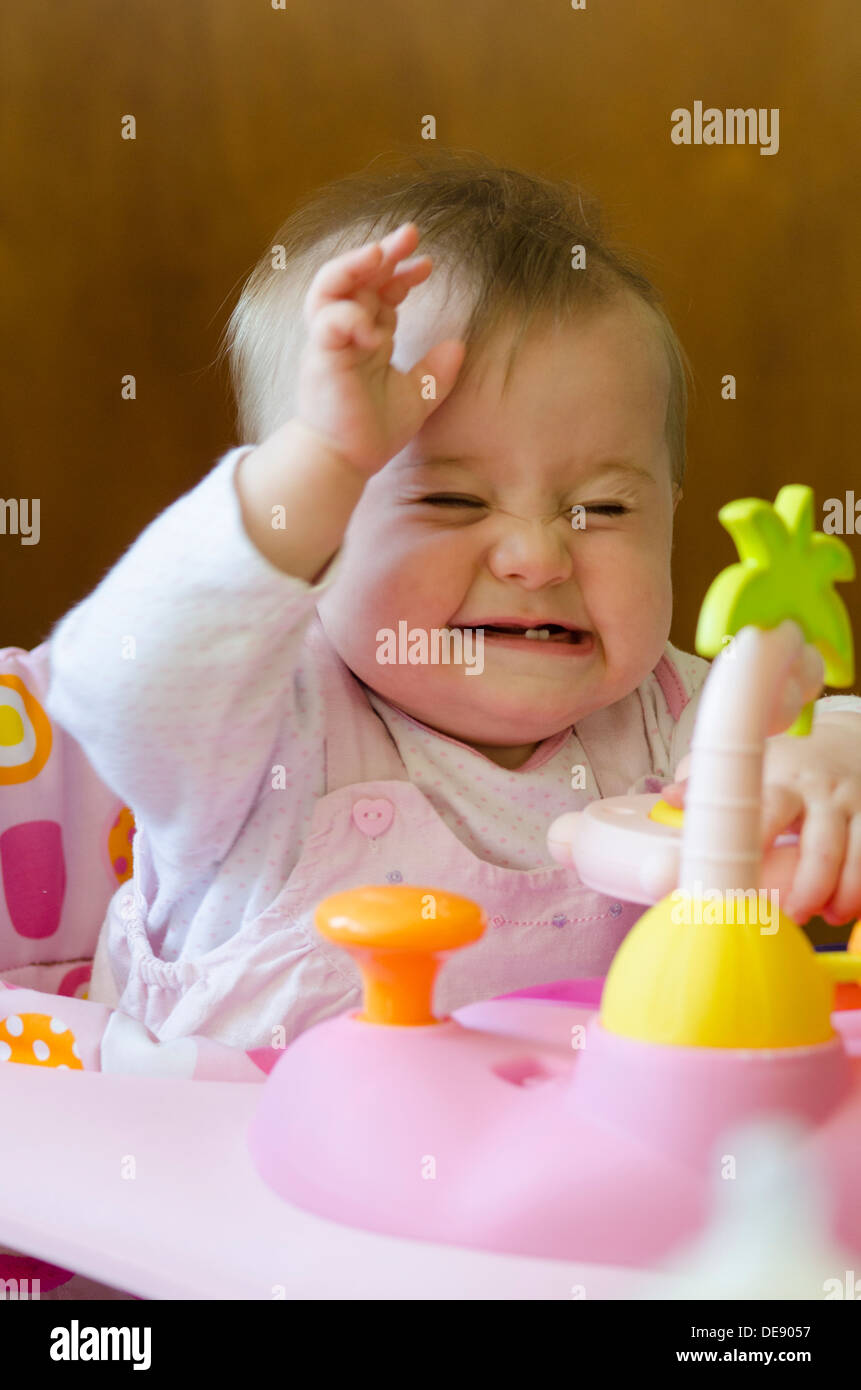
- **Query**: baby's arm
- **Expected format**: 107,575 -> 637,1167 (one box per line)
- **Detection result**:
46,223 -> 464,879
45,445 -> 327,876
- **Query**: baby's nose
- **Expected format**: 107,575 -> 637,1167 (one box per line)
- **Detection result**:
486,513 -> 575,585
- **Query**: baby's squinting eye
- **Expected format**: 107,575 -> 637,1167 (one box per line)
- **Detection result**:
420,496 -> 630,517
421,495 -> 487,509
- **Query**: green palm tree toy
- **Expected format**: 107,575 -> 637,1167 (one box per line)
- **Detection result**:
695,485 -> 855,735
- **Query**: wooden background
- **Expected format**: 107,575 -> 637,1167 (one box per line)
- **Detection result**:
3,0 -> 859,652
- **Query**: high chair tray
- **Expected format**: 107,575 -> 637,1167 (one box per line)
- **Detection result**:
0,998 -> 666,1299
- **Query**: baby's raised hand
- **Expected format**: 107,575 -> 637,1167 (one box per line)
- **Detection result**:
295,222 -> 465,476
664,715 -> 861,924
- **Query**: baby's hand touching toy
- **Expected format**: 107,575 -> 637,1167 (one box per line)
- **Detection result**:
663,713 -> 861,924
296,221 -> 465,475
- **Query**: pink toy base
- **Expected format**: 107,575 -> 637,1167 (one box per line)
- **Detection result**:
0,995 -> 675,1299
2,991 -> 860,1297
249,1007 -> 861,1269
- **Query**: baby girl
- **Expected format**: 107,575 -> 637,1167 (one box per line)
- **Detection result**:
46,155 -> 861,1049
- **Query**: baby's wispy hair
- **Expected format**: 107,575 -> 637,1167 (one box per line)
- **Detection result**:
218,149 -> 692,486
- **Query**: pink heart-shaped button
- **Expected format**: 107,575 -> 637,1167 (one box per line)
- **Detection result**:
352,798 -> 394,838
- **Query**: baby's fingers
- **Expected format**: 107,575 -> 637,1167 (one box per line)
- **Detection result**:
303,223 -> 420,326
759,783 -> 803,849
304,242 -> 382,327
307,298 -> 380,354
377,255 -> 433,306
662,754 -> 691,806
820,813 -> 861,923
660,781 -> 686,807
783,798 -> 847,922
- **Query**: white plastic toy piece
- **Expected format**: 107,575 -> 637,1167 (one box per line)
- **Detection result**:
547,623 -> 825,909
547,795 -> 807,906
548,792 -> 688,903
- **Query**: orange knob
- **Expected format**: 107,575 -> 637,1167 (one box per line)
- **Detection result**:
314,885 -> 486,1026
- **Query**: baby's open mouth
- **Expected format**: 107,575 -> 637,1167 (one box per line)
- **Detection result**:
449,622 -> 589,645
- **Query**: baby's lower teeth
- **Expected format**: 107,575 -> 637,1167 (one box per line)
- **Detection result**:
524,628 -> 551,640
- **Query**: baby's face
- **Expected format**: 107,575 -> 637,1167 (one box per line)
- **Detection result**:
317,280 -> 679,766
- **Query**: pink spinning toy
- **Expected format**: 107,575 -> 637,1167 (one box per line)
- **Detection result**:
1,483 -> 860,1299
